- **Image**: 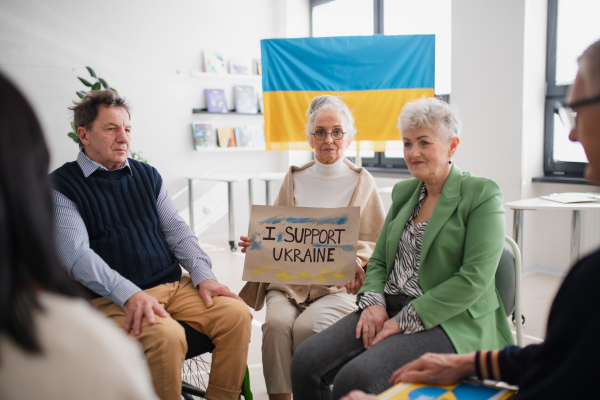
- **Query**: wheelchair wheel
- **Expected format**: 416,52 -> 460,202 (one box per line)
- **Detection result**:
181,354 -> 211,399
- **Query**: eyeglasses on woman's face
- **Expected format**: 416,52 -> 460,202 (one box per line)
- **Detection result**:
311,128 -> 346,141
554,94 -> 600,131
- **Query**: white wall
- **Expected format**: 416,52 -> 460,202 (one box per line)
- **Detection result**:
450,0 -> 599,274
0,0 -> 310,236
451,0 -> 525,204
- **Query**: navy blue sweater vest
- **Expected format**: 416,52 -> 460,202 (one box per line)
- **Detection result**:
51,159 -> 181,290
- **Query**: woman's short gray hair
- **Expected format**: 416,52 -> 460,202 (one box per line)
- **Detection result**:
306,95 -> 357,140
398,97 -> 461,140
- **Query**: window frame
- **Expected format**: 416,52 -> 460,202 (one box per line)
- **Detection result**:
310,0 -> 411,172
309,0 -> 455,173
310,0 -> 588,178
543,0 -> 586,177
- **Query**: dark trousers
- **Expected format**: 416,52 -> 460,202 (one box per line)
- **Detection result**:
290,293 -> 456,400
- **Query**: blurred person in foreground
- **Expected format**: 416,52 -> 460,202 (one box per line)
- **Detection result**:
239,94 -> 386,400
291,96 -> 512,399
0,73 -> 158,399
340,38 -> 600,400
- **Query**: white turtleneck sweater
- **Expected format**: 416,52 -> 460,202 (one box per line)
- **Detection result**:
292,156 -> 360,208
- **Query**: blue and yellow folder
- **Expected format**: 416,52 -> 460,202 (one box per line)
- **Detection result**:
378,381 -> 515,400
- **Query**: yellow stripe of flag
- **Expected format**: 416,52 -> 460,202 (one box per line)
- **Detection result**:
264,88 -> 434,151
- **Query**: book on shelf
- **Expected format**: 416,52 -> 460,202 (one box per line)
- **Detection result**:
205,88 -> 228,113
217,127 -> 236,148
233,127 -> 250,148
203,50 -> 226,74
258,91 -> 264,114
246,125 -> 266,149
253,58 -> 262,75
377,380 -> 515,400
191,121 -> 217,149
229,59 -> 251,75
234,85 -> 258,114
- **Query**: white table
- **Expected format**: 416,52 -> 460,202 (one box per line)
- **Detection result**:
255,172 -> 286,205
506,197 -> 600,266
188,174 -> 254,251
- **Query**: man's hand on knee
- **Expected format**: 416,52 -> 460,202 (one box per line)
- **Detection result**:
123,291 -> 169,336
198,279 -> 243,308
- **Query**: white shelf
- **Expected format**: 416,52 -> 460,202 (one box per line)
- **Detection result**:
194,147 -> 267,152
192,109 -> 263,115
190,71 -> 262,81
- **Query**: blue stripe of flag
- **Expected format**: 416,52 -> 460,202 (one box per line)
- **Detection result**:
261,35 -> 435,92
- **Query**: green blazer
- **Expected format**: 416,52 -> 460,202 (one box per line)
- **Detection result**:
358,165 -> 513,354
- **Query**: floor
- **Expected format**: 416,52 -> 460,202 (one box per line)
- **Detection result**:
195,236 -> 565,400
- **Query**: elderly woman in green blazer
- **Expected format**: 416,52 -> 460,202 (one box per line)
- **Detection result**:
291,97 -> 513,400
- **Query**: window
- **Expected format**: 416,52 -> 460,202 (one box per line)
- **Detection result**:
310,0 -> 451,172
312,0 -> 374,37
544,0 -> 599,177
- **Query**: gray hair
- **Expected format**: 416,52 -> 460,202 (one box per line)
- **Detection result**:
398,97 -> 461,140
306,95 -> 357,140
579,39 -> 600,96
69,89 -> 130,150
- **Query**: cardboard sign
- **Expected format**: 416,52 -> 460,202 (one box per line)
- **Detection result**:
242,205 -> 360,285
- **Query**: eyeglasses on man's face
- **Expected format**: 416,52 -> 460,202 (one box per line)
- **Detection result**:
554,94 -> 600,131
311,128 -> 346,141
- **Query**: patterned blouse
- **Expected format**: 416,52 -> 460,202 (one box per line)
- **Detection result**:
358,184 -> 428,334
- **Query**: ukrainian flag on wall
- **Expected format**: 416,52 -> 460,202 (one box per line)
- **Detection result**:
261,35 -> 435,151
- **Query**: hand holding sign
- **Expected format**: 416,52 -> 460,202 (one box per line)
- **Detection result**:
243,205 -> 360,285
337,259 -> 365,295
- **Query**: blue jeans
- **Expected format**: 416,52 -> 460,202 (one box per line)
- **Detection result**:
290,293 -> 456,400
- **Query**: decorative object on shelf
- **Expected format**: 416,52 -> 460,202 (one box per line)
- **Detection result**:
68,66 -> 147,163
189,71 -> 262,81
192,108 -> 263,115
205,88 -> 228,113
191,121 -> 217,149
203,50 -> 226,74
217,127 -> 236,147
191,125 -> 266,151
253,58 -> 262,75
229,59 -> 251,75
234,85 -> 258,114
233,127 -> 250,148
246,125 -> 266,149
257,91 -> 264,114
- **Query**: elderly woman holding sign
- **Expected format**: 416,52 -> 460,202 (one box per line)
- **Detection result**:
290,97 -> 513,399
239,94 -> 386,400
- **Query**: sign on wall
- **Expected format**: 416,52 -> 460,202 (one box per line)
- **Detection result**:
242,205 -> 360,285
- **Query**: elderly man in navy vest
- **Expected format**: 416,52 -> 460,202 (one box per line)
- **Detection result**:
51,90 -> 252,400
